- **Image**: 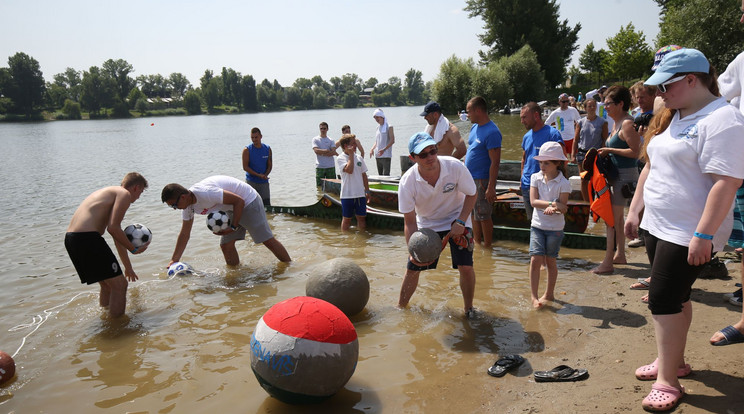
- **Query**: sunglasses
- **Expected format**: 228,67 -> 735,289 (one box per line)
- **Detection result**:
416,147 -> 438,159
657,75 -> 687,93
169,195 -> 180,209
560,100 -> 569,103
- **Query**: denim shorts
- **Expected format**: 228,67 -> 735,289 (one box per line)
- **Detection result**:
529,227 -> 564,258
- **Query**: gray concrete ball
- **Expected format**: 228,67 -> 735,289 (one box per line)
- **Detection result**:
408,228 -> 442,263
306,258 -> 370,316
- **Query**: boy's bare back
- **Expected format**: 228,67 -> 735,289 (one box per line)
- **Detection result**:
67,186 -> 130,234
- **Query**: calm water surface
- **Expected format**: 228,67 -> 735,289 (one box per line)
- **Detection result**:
0,107 -> 605,412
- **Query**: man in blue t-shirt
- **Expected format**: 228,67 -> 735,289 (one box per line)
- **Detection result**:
519,102 -> 564,221
464,96 -> 502,247
242,127 -> 272,206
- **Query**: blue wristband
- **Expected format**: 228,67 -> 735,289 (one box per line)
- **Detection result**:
455,219 -> 466,226
130,246 -> 139,254
693,232 -> 713,240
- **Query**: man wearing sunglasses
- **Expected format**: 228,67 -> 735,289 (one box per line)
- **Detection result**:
545,93 -> 581,155
397,132 -> 478,318
161,176 -> 291,268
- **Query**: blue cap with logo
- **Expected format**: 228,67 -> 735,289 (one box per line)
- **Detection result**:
645,48 -> 709,86
408,132 -> 437,155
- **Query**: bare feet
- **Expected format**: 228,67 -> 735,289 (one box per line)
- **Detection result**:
532,298 -> 543,309
640,293 -> 649,303
613,255 -> 627,265
591,266 -> 613,275
540,293 -> 554,303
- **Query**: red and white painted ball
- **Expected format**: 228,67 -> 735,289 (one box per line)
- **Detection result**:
249,296 -> 359,404
0,350 -> 15,385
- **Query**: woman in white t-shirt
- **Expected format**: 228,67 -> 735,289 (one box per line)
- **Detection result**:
625,49 -> 744,411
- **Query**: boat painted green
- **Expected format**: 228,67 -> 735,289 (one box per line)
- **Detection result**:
266,194 -> 606,250
322,178 -> 590,233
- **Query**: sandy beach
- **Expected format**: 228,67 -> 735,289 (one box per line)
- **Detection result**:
419,251 -> 744,414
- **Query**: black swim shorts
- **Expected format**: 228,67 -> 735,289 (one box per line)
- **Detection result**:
64,232 -> 123,285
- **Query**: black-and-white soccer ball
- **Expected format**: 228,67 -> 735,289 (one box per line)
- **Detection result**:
124,223 -> 152,248
206,210 -> 231,233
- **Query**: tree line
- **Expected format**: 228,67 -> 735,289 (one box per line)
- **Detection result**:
0,55 -> 431,120
431,0 -> 744,113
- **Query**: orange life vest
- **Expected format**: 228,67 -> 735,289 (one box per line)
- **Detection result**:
582,159 -> 614,227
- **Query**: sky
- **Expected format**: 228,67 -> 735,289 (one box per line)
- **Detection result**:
1,0 -> 661,87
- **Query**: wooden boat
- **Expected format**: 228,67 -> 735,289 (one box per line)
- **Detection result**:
265,194 -> 606,250
321,179 -> 590,233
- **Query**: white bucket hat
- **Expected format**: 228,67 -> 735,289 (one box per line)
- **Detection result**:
533,141 -> 567,161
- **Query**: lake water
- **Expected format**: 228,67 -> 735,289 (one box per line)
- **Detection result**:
0,107 -> 607,412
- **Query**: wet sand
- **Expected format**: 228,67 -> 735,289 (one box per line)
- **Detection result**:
412,251 -> 744,414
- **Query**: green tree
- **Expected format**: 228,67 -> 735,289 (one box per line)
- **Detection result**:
364,77 -> 379,89
203,78 -> 221,112
404,68 -> 426,105
200,70 -> 213,91
313,87 -> 329,109
61,99 -> 82,119
137,74 -> 168,98
53,67 -> 82,102
285,86 -> 302,107
471,62 -> 512,110
5,52 -> 46,117
372,90 -> 392,107
341,73 -> 362,95
240,75 -> 258,112
221,67 -> 241,107
293,77 -> 313,90
300,88 -> 314,109
387,77 -> 403,105
465,0 -> 581,87
102,59 -> 135,101
605,23 -> 653,82
657,0 -> 744,71
432,55 -> 476,112
127,87 -> 146,109
135,97 -> 148,114
342,90 -> 359,108
498,45 -> 546,104
311,75 -> 331,91
80,66 -> 115,116
183,90 -> 202,115
578,42 -> 607,85
45,83 -> 68,109
168,72 -> 191,98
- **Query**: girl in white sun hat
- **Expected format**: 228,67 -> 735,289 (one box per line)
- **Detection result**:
527,141 -> 571,309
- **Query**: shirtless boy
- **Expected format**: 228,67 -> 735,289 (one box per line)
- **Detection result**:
64,172 -> 149,317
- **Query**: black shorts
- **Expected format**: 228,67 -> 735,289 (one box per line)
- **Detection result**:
65,232 -> 122,285
645,233 -> 706,315
407,229 -> 474,271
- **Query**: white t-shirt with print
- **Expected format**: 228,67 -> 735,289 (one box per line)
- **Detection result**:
530,171 -> 572,231
641,97 -> 744,251
336,153 -> 368,199
545,107 -> 581,142
182,175 -> 258,221
398,156 -> 477,232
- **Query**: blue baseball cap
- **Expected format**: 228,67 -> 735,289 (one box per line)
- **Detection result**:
408,132 -> 437,154
645,48 -> 709,86
420,101 -> 441,116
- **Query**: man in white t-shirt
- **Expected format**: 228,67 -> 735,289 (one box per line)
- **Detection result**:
398,132 -> 478,318
545,93 -> 581,155
162,175 -> 291,267
312,122 -> 338,186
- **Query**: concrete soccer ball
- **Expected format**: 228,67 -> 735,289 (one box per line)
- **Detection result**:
408,228 -> 442,263
250,296 -> 359,404
124,223 -> 152,248
306,258 -> 370,317
206,210 -> 231,233
167,262 -> 194,277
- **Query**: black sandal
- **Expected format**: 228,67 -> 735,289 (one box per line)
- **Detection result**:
487,354 -> 525,377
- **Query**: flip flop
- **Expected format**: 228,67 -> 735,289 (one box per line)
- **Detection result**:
711,325 -> 744,346
534,365 -> 588,382
487,354 -> 525,377
630,279 -> 650,290
642,383 -> 685,412
635,358 -> 691,380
